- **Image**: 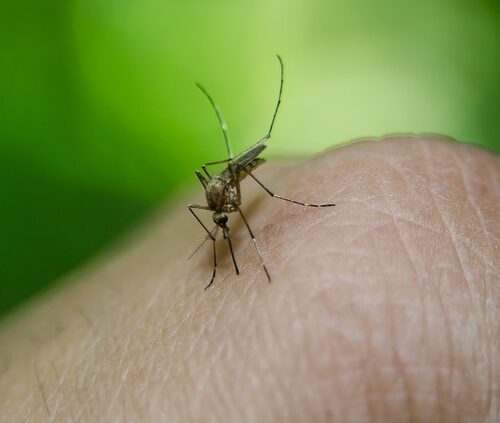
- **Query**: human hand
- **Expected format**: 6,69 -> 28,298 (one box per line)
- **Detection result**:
0,136 -> 498,422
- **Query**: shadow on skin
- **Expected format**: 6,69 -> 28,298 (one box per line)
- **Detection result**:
0,136 -> 498,422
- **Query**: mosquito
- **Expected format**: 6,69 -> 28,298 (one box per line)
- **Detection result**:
189,55 -> 335,289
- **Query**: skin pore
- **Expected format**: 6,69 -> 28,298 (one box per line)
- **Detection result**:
0,136 -> 498,422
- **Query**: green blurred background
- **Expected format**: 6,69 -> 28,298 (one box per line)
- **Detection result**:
0,0 -> 498,319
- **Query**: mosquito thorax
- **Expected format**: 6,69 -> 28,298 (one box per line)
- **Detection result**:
206,175 -> 241,212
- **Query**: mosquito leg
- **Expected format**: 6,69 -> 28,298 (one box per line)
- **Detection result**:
245,170 -> 335,207
200,158 -> 233,178
195,170 -> 208,188
204,235 -> 218,290
237,207 -> 271,282
203,158 -> 232,166
224,228 -> 240,276
196,83 -> 233,159
188,206 -> 219,289
202,158 -> 232,176
188,204 -> 215,238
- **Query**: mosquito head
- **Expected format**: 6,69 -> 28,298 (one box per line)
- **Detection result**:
213,212 -> 230,239
213,212 -> 228,227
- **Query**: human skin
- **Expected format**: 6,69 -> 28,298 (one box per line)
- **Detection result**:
0,136 -> 498,422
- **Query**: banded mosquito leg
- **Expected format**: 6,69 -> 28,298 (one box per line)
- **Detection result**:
223,228 -> 240,276
245,170 -> 335,208
237,207 -> 271,282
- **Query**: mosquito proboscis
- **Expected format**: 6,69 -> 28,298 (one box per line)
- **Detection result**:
189,55 -> 335,289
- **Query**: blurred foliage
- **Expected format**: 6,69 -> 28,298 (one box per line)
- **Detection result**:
0,0 -> 498,318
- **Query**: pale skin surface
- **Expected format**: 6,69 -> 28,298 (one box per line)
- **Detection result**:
0,136 -> 498,422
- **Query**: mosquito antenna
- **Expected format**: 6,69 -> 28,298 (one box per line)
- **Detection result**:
196,83 -> 233,159
188,225 -> 218,261
268,55 -> 284,137
224,228 -> 240,275
257,54 -> 284,146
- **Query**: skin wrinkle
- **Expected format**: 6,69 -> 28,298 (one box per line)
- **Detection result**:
245,300 -> 283,418
306,293 -> 371,420
372,168 -> 435,415
0,137 -> 498,421
451,149 -> 492,297
424,250 -> 455,423
75,332 -> 102,391
360,256 -> 390,422
139,326 -> 168,394
268,206 -> 337,291
50,362 -> 60,385
422,141 -> 498,419
384,150 -> 455,421
226,348 -> 251,421
141,338 -> 165,400
255,302 -> 287,420
33,363 -> 51,420
347,198 -> 446,238
332,324 -> 352,421
10,325 -> 79,419
228,341 -> 260,421
232,328 -> 253,417
362,309 -> 378,421
87,326 -> 132,414
375,195 -> 417,421
488,162 -> 500,194
47,365 -> 62,421
105,333 -> 134,416
374,155 -> 432,212
189,334 -> 226,416
78,307 -> 94,329
420,142 -> 474,297
186,291 -> 246,416
368,228 -> 412,422
49,361 -> 68,418
178,295 -> 235,412
287,286 -> 319,419
108,367 -> 130,419
284,293 -> 318,420
340,317 -> 380,421
161,286 -> 208,355
452,148 -> 494,419
425,200 -> 473,311
421,141 -> 468,420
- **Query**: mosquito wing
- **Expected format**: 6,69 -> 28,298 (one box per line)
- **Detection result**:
221,143 -> 267,176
